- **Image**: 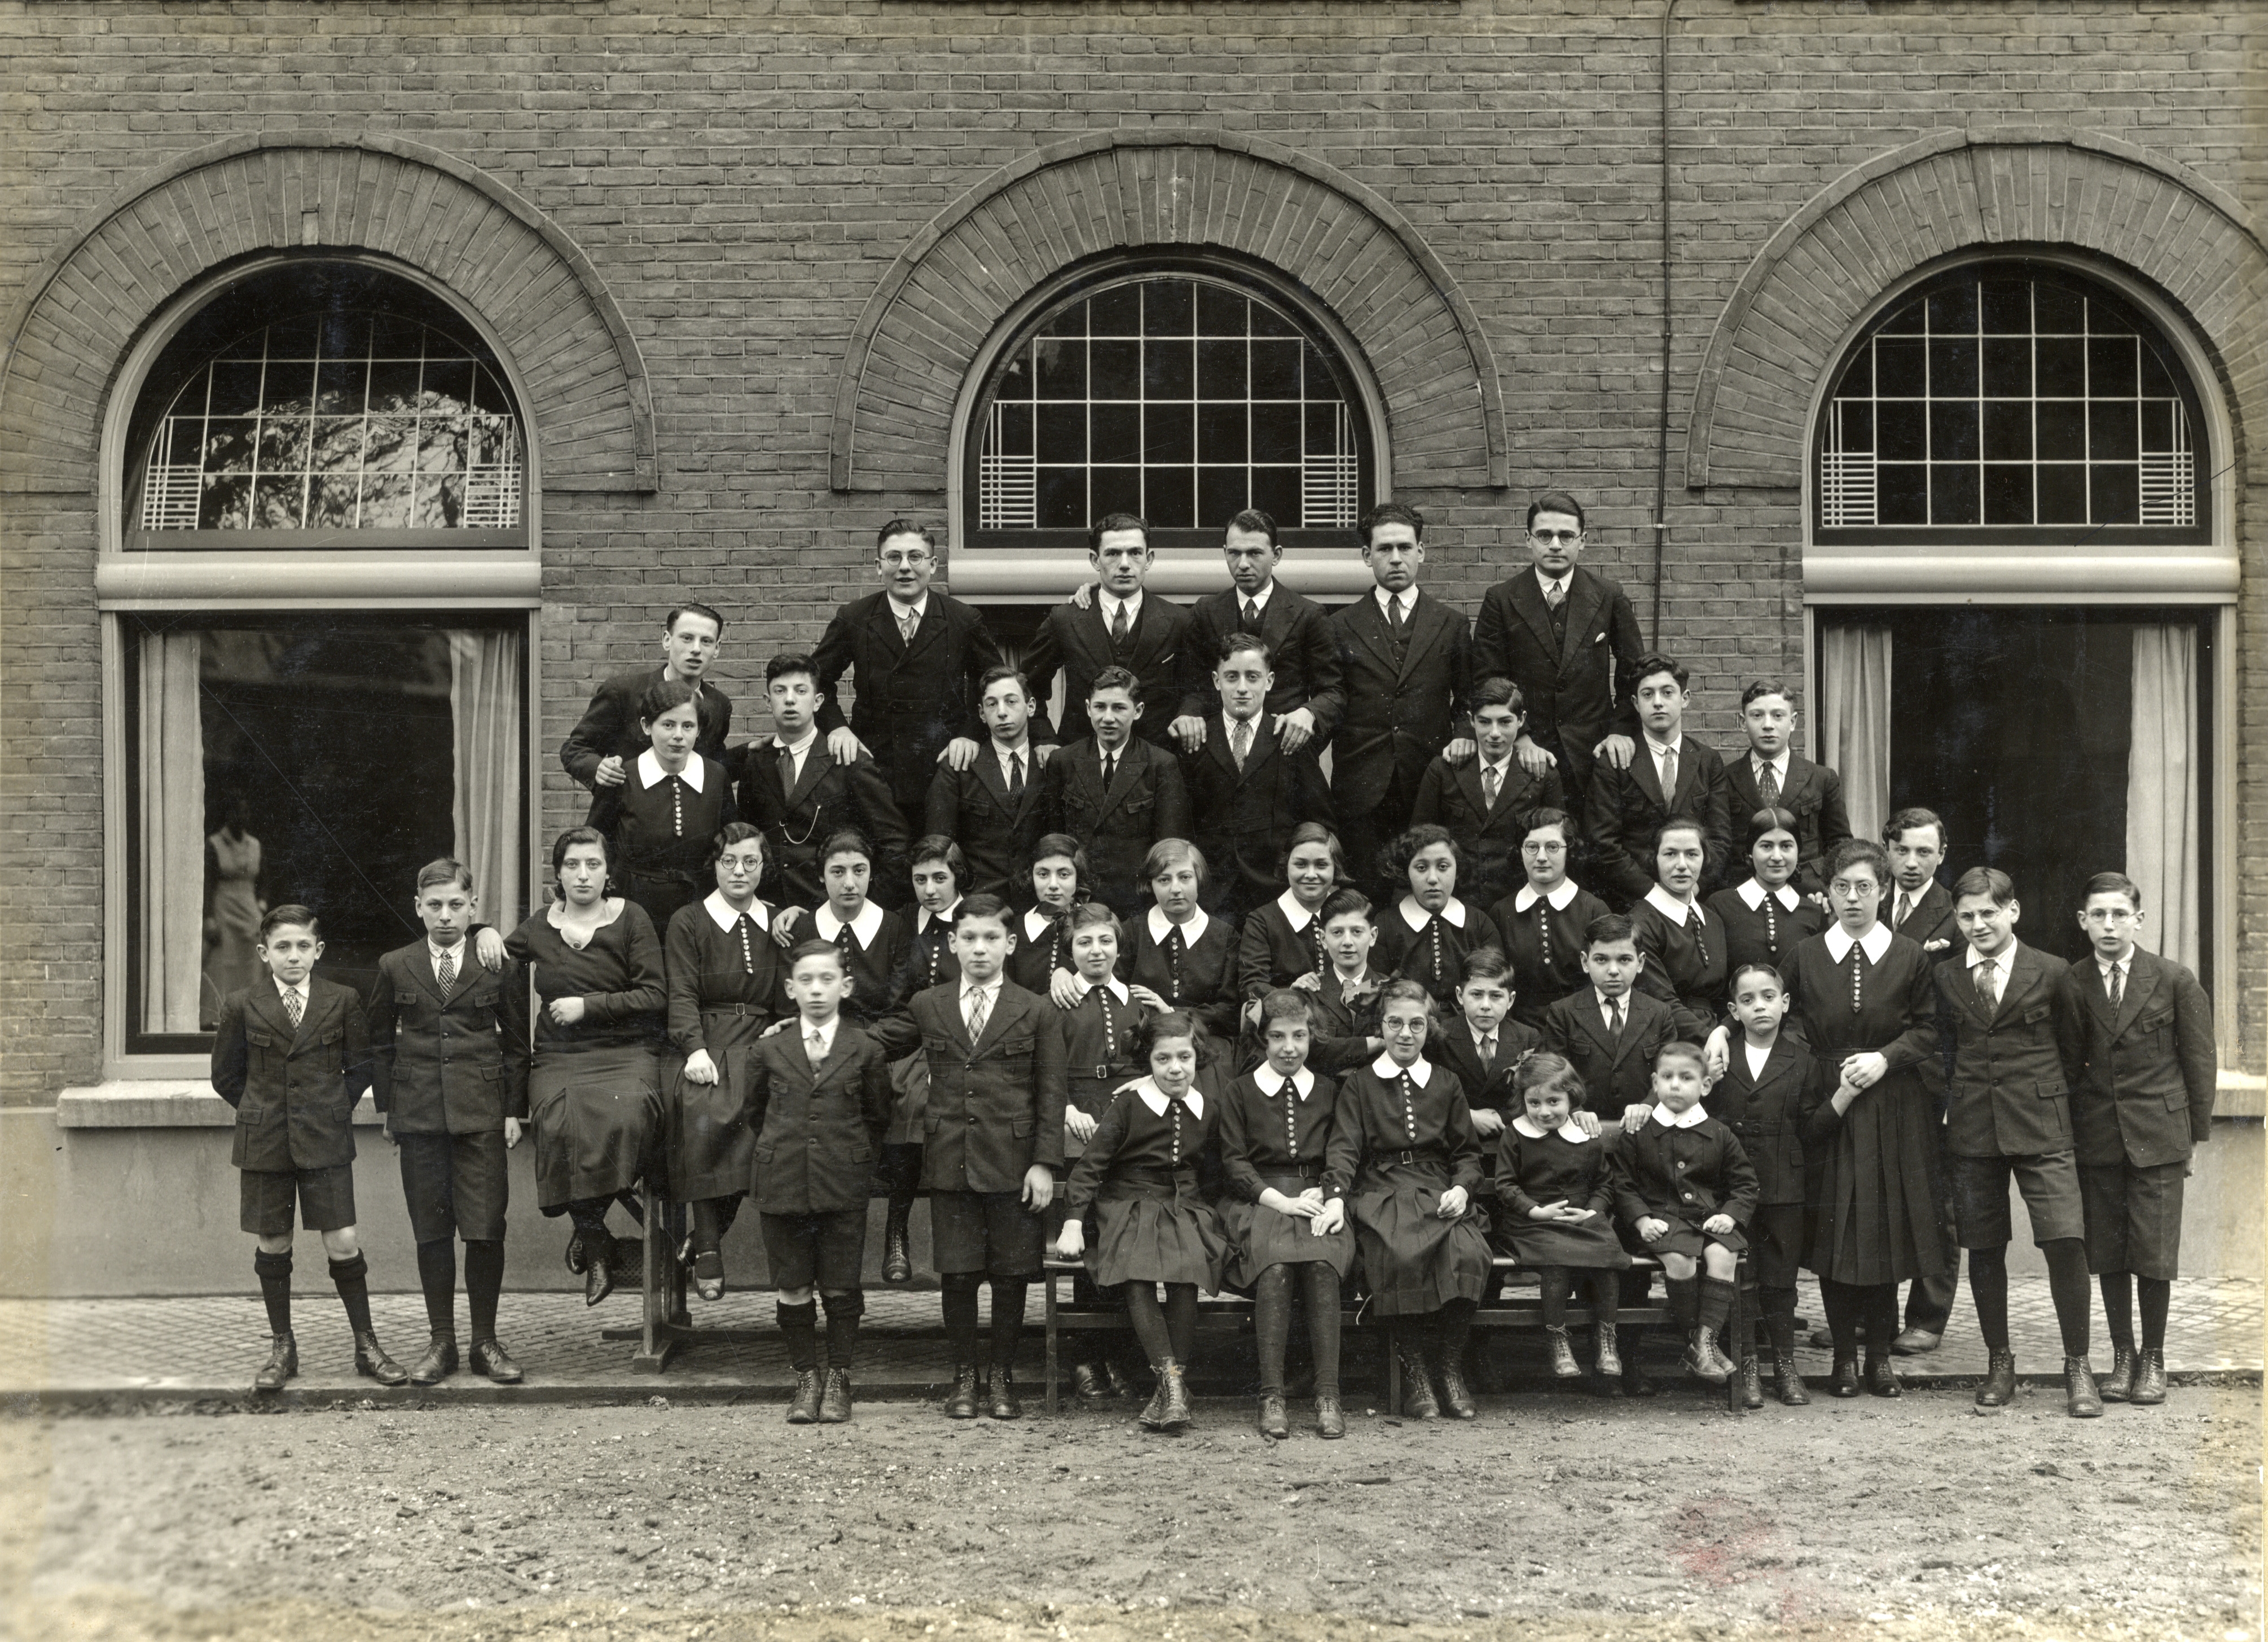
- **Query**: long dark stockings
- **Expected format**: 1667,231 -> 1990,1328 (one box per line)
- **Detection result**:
254,1249 -> 292,1336
1254,1265 -> 1342,1397
463,1240 -> 504,1341
1124,1281 -> 1198,1366
415,1239 -> 456,1334
942,1275 -> 1028,1368
689,1195 -> 740,1255
1822,1278 -> 1897,1362
2104,1270 -> 2172,1351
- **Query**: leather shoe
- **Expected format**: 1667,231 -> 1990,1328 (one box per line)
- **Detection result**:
255,1333 -> 297,1392
2064,1355 -> 2103,1418
882,1225 -> 913,1285
408,1333 -> 460,1386
1738,1355 -> 1765,1410
1314,1395 -> 1346,1439
1137,1372 -> 1169,1431
1866,1356 -> 1901,1397
1829,1353 -> 1862,1398
786,1368 -> 823,1424
1684,1326 -> 1736,1385
1772,1351 -> 1810,1406
2097,1345 -> 2137,1402
819,1367 -> 854,1423
1257,1393 -> 1290,1440
584,1258 -> 615,1307
1438,1364 -> 1478,1420
1974,1348 -> 2017,1412
1070,1362 -> 1110,1407
564,1230 -> 587,1275
355,1331 -> 409,1387
469,1337 -> 522,1384
1103,1360 -> 1139,1400
1399,1350 -> 1441,1420
692,1249 -> 725,1303
1593,1333 -> 1623,1378
2130,1347 -> 2168,1406
985,1367 -> 1023,1420
1155,1362 -> 1192,1432
1890,1326 -> 1941,1356
942,1366 -> 981,1419
1544,1324 -> 1581,1378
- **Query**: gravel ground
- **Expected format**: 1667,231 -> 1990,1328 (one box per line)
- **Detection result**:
2,1386 -> 2257,1642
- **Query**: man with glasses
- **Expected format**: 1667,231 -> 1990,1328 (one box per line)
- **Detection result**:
1472,493 -> 1647,828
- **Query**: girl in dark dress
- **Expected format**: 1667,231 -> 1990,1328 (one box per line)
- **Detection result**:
590,679 -> 739,938
1056,1009 -> 1228,1434
1629,817 -> 1731,1045
1217,988 -> 1355,1441
1494,1052 -> 1629,1386
1236,822 -> 1343,1030
1119,839 -> 1238,1048
507,827 -> 667,1306
1373,824 -> 1504,1016
1326,977 -> 1492,1421
663,823 -> 784,1302
1706,806 -> 1829,982
776,829 -> 912,1038
1005,833 -> 1087,1003
1487,809 -> 1612,1031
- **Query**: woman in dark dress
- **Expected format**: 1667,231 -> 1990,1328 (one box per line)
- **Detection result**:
1628,818 -> 1731,1046
507,826 -> 668,1306
1487,809 -> 1612,1031
663,823 -> 784,1301
1236,822 -> 1343,1023
1706,806 -> 1829,981
589,678 -> 739,938
1005,833 -> 1088,1002
1372,824 -> 1503,1016
1119,839 -> 1238,1049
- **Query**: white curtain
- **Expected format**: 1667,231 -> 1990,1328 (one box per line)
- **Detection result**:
449,629 -> 524,930
2126,625 -> 2200,973
139,631 -> 205,1034
1819,625 -> 1893,845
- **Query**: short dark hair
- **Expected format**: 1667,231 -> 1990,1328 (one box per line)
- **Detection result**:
1523,807 -> 1576,844
978,664 -> 1031,703
1744,806 -> 1801,849
1729,960 -> 1785,997
1655,1040 -> 1709,1077
1953,866 -> 2016,906
1281,821 -> 1348,883
2081,871 -> 2143,910
638,677 -> 698,725
1829,837 -> 1892,887
415,858 -> 473,894
1318,886 -> 1374,928
1513,1051 -> 1585,1108
786,937 -> 847,974
1377,977 -> 1436,1017
909,835 -> 966,882
666,602 -> 725,638
1088,512 -> 1150,552
1654,815 -> 1708,857
1224,508 -> 1280,548
767,652 -> 818,687
707,820 -> 765,872
550,826 -> 611,890
953,892 -> 1014,929
1525,491 -> 1586,532
1088,665 -> 1142,703
1066,901 -> 1119,936
1472,676 -> 1527,716
1884,806 -> 1949,852
876,519 -> 938,554
260,903 -> 319,941
1632,652 -> 1690,693
1460,945 -> 1513,987
1584,912 -> 1636,950
820,828 -> 874,867
1357,501 -> 1424,548
1259,988 -> 1313,1028
1217,633 -> 1272,668
1132,1008 -> 1206,1060
1387,823 -> 1461,882
1028,835 -> 1090,894
1740,679 -> 1796,712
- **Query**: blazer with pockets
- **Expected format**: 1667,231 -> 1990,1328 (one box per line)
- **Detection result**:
1181,712 -> 1337,916
1037,736 -> 1189,912
912,980 -> 1069,1193
925,746 -> 1051,904
745,1021 -> 895,1214
1429,1018 -> 1543,1121
1409,753 -> 1567,910
560,667 -> 733,792
1586,735 -> 1734,906
1023,593 -> 1190,749
2056,947 -> 2217,1170
1541,986 -> 1676,1114
1932,942 -> 2081,1159
1172,583 -> 1346,735
211,976 -> 375,1173
814,590 -> 1008,810
1704,1035 -> 1812,1205
1888,878 -> 1960,960
1325,589 -> 1474,814
1724,754 -> 1852,899
366,941 -> 530,1134
1471,565 -> 1645,763
734,738 -> 911,910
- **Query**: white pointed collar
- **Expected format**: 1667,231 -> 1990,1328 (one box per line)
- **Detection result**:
1399,895 -> 1467,931
1371,1053 -> 1433,1085
1133,1077 -> 1204,1119
1515,879 -> 1580,914
1736,877 -> 1803,914
1512,1114 -> 1590,1142
637,748 -> 705,792
1823,922 -> 1893,964
704,891 -> 769,933
916,898 -> 962,937
1651,1101 -> 1709,1130
1023,905 -> 1061,942
1643,884 -> 1698,925
1075,974 -> 1131,1005
1275,889 -> 1317,931
1254,1065 -> 1317,1100
813,901 -> 886,947
1148,905 -> 1211,946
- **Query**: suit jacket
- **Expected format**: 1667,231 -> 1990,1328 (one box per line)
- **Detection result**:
1724,754 -> 1851,898
1325,590 -> 1474,813
1024,592 -> 1190,749
1586,736 -> 1734,906
1429,1019 -> 1542,1117
1173,583 -> 1346,735
1037,736 -> 1189,914
1181,713 -> 1337,919
1542,987 -> 1675,1114
1889,879 -> 1959,960
1612,1113 -> 1760,1232
912,981 -> 1069,1192
745,1021 -> 894,1214
1931,942 -> 2081,1156
814,590 -> 1006,809
1471,565 -> 1645,762
211,976 -> 375,1173
1703,1036 -> 1812,1205
560,667 -> 734,791
733,738 -> 911,910
1409,754 -> 1567,910
366,942 -> 530,1134
925,747 -> 1049,903
2057,949 -> 2217,1169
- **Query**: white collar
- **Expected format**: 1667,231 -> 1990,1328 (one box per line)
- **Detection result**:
1238,581 -> 1275,612
1253,1065 -> 1316,1100
1968,940 -> 2018,970
427,937 -> 467,967
814,901 -> 886,946
1373,584 -> 1416,617
2096,952 -> 2132,976
1471,1021 -> 1504,1047
1399,895 -> 1467,930
962,973 -> 1002,997
1330,965 -> 1371,990
1533,565 -> 1570,596
1076,974 -> 1131,1005
1515,879 -> 1580,913
994,739 -> 1031,771
274,976 -> 307,999
1274,889 -> 1317,931
1099,588 -> 1144,622
1651,1102 -> 1709,1130
703,891 -> 770,933
797,1014 -> 840,1055
1735,878 -> 1803,913
1023,905 -> 1061,941
1823,923 -> 1893,964
1643,884 -> 1698,925
916,899 -> 962,937
1645,733 -> 1684,759
1133,1077 -> 1203,1119
1370,1053 -> 1432,1085
887,592 -> 929,624
638,748 -> 705,792
1147,905 -> 1211,946
1511,1114 -> 1589,1142
1751,748 -> 1791,778
1595,988 -> 1631,1017
779,726 -> 819,759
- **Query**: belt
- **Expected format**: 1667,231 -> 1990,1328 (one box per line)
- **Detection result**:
702,1003 -> 767,1019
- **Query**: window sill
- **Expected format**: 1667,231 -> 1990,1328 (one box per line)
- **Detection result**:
55,1081 -> 382,1130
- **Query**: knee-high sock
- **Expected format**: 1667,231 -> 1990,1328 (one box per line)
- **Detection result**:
1537,1266 -> 1571,1329
1163,1284 -> 1199,1367
1586,1269 -> 1621,1336
254,1249 -> 293,1337
1124,1282 -> 1173,1366
1821,1278 -> 1863,1357
1696,1276 -> 1735,1336
776,1299 -> 819,1372
1301,1262 -> 1343,1397
329,1254 -> 376,1336
1254,1266 -> 1294,1396
1969,1244 -> 2011,1351
2099,1270 -> 2135,1349
1664,1275 -> 1699,1335
1761,1284 -> 1795,1358
878,1144 -> 923,1213
987,1280 -> 1028,1369
463,1240 -> 505,1342
1862,1283 -> 1899,1364
2038,1239 -> 2089,1358
415,1239 -> 457,1336
2138,1276 -> 2171,1353
821,1289 -> 864,1370
1434,1296 -> 1474,1368
941,1274 -> 982,1367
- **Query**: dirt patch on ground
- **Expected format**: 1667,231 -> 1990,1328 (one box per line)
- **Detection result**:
1,1387 -> 2256,1642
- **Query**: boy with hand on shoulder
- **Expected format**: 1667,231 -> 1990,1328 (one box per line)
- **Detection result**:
924,665 -> 1050,905
1024,513 -> 1190,750
1411,677 -> 1566,910
737,653 -> 910,911
1181,634 -> 1337,925
212,905 -> 404,1391
1542,914 -> 1675,1116
1036,668 -> 1190,917
1586,655 -> 1732,909
1725,682 -> 1849,899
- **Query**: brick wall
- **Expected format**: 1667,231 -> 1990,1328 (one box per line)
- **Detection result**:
1,0 -> 2258,1099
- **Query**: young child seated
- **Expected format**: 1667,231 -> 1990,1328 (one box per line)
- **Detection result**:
1057,1009 -> 1228,1434
1494,1052 -> 1629,1389
1612,1042 -> 1760,1386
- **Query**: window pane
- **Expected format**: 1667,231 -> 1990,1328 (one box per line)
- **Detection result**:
2089,337 -> 2138,397
1250,340 -> 1301,399
1197,286 -> 1245,336
315,359 -> 367,414
1981,402 -> 2031,462
1090,341 -> 1140,401
1091,286 -> 1141,336
1037,467 -> 1085,528
1928,338 -> 1977,397
1035,405 -> 1085,464
1144,279 -> 1193,335
1878,464 -> 1928,524
1197,340 -> 1245,400
1090,466 -> 1140,517
1091,404 -> 1140,465
1143,338 -> 1193,401
1930,401 -> 1979,462
2037,402 -> 2087,462
210,362 -> 266,415
1930,464 -> 1980,525
1837,401 -> 1874,453
199,475 -> 252,530
1144,467 -> 1194,528
2037,464 -> 2087,524
1198,403 -> 1246,463
1251,466 -> 1300,524
2090,464 -> 2139,523
1927,283 -> 1977,333
1198,466 -> 1247,525
252,475 -> 306,528
1875,339 -> 1926,397
1980,280 -> 2031,332
2036,338 -> 2086,396
1035,340 -> 1085,400
2034,284 -> 2085,332
1836,352 -> 1871,397
1981,338 -> 2030,398
1983,464 -> 2033,524
1877,402 -> 1926,462
1251,403 -> 1301,464
2089,402 -> 2138,461
1143,403 -> 1193,464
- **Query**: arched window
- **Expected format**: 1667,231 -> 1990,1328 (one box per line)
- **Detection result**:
1815,261 -> 2207,542
965,267 -> 1375,551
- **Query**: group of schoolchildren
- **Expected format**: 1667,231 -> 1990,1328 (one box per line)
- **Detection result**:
210,494 -> 2220,1437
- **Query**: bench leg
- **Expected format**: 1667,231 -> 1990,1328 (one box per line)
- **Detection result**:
1044,1271 -> 1061,1416
631,1186 -> 678,1373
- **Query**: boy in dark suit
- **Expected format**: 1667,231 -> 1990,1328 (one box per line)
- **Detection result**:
1412,677 -> 1567,911
1182,633 -> 1337,925
1428,946 -> 1541,1138
560,602 -> 733,793
1304,888 -> 1389,1075
1470,492 -> 1646,824
1725,681 -> 1850,899
815,520 -> 1010,818
924,665 -> 1051,903
1880,804 -> 1961,1355
1023,513 -> 1190,750
1325,503 -> 1475,894
748,938 -> 895,1424
1932,868 -> 2098,1417
908,894 -> 1069,1419
1169,508 -> 1344,757
2060,871 -> 2217,1406
1542,914 -> 1675,1116
736,652 -> 910,910
211,905 -> 404,1391
1037,668 -> 1189,917
366,860 -> 530,1386
1586,654 -> 1732,908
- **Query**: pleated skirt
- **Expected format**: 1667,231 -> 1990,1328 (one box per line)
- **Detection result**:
1807,1070 -> 1949,1285
1350,1157 -> 1492,1316
662,1011 -> 764,1203
1497,1213 -> 1633,1271
1220,1169 -> 1355,1289
531,1043 -> 661,1210
1087,1184 -> 1229,1291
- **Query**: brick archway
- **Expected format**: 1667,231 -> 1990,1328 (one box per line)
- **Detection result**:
829,130 -> 1510,495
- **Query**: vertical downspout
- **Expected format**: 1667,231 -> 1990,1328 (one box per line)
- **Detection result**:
1652,0 -> 1682,647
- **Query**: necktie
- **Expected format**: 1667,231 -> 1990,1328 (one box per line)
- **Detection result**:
1100,750 -> 1117,791
1008,752 -> 1025,798
2107,964 -> 2124,1009
1659,743 -> 1678,798
1110,600 -> 1131,647
1242,598 -> 1262,634
781,745 -> 799,797
1482,763 -> 1501,809
1231,719 -> 1252,771
1894,892 -> 1912,930
1386,595 -> 1406,634
1480,1032 -> 1498,1073
1757,762 -> 1781,810
1606,997 -> 1623,1040
283,987 -> 304,1029
965,985 -> 991,1042
806,1030 -> 827,1070
899,607 -> 918,646
436,947 -> 456,1001
1974,958 -> 1997,1012
1544,578 -> 1566,610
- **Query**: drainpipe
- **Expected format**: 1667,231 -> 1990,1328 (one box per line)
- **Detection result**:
1652,0 -> 1683,647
